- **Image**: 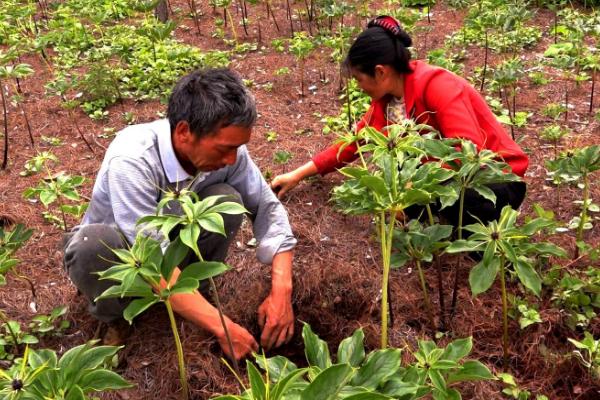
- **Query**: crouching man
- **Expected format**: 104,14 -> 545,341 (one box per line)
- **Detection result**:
63,68 -> 296,360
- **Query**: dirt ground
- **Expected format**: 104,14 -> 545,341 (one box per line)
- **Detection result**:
1,1 -> 599,399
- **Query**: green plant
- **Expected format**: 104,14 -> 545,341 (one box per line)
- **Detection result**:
392,220 -> 453,330
289,32 -> 314,97
0,223 -> 33,286
216,324 -> 493,399
333,123 -> 457,347
446,206 -> 566,369
442,140 -> 522,316
548,266 -> 600,330
508,296 -> 542,329
540,124 -> 569,158
273,150 -> 292,172
0,341 -> 132,399
98,190 -> 247,399
541,103 -> 566,120
569,331 -> 600,380
0,62 -> 34,169
490,57 -> 525,140
28,306 -> 70,338
529,71 -> 550,85
274,67 -> 290,76
23,172 -> 86,231
546,145 -> 600,256
20,152 -> 58,177
498,372 -> 532,400
0,319 -> 38,361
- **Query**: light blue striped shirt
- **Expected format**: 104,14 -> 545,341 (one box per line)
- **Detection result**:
82,119 -> 296,264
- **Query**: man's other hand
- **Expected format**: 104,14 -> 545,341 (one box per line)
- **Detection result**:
258,292 -> 294,350
217,320 -> 259,361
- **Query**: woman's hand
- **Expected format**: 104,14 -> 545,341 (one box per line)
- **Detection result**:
270,161 -> 319,199
271,171 -> 301,199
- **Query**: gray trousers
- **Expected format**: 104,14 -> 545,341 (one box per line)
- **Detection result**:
63,184 -> 244,323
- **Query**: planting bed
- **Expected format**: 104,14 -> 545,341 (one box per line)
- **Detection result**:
1,1 -> 600,399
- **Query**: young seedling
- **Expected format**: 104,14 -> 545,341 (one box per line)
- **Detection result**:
98,190 -> 247,399
546,145 -> 600,258
289,32 -> 314,97
20,152 -> 57,177
392,220 -> 453,331
446,205 -> 566,369
569,331 -> 600,380
23,172 -> 86,232
442,140 -> 522,318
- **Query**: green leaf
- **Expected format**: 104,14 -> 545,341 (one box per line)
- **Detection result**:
65,384 -> 86,400
169,278 -> 199,295
447,360 -> 494,383
78,369 -> 133,391
360,176 -> 388,196
351,349 -> 402,389
469,258 -> 500,296
514,258 -> 541,296
428,369 -> 446,392
472,185 -> 497,205
247,361 -> 267,400
446,240 -> 483,253
255,355 -> 298,381
123,296 -> 159,323
209,201 -> 248,215
302,323 -> 331,369
270,368 -> 308,400
300,364 -> 353,400
198,213 -> 225,235
441,337 -> 472,362
180,224 -> 201,258
337,328 -> 365,367
179,261 -> 230,282
39,190 -> 57,206
342,393 -> 394,400
161,237 -> 188,281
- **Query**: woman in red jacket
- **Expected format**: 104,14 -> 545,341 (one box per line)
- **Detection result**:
272,16 -> 528,225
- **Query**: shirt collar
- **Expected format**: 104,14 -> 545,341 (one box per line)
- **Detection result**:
157,119 -> 192,184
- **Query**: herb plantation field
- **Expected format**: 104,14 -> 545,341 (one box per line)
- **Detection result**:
0,1 -> 599,399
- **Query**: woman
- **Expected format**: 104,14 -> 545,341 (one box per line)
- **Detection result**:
271,15 -> 528,226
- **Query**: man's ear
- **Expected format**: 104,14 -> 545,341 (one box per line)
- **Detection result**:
174,121 -> 192,142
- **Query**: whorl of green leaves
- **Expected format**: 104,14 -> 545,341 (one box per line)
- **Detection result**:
546,145 -> 600,184
96,192 -> 247,323
447,206 -> 566,296
0,341 -> 132,399
332,122 -> 457,215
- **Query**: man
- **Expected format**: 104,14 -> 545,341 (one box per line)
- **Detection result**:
63,68 -> 296,360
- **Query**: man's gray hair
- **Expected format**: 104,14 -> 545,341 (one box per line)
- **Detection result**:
167,68 -> 257,137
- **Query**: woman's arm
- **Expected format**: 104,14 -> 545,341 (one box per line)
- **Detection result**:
270,160 -> 319,199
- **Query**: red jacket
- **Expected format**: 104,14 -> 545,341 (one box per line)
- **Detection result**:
312,60 -> 529,177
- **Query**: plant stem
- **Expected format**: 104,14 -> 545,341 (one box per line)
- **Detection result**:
380,210 -> 397,348
450,188 -> 466,317
426,204 -> 445,330
1,81 -> 8,170
165,299 -> 189,400
576,173 -> 590,258
415,259 -> 435,330
225,8 -> 238,45
208,277 -> 240,376
499,255 -> 509,371
0,310 -> 19,356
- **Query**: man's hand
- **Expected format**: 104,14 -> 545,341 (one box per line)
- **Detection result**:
216,320 -> 259,361
258,292 -> 294,349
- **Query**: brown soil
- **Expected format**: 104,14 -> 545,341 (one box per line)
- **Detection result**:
0,1 -> 599,399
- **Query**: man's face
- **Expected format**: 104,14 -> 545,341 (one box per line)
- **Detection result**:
174,122 -> 251,174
